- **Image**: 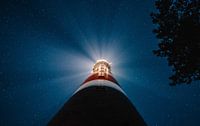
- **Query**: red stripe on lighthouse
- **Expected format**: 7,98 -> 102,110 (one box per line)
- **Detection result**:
82,73 -> 119,85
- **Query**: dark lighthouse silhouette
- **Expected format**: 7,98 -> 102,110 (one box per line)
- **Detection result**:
48,59 -> 147,126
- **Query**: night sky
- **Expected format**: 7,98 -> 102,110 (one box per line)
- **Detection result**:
0,0 -> 200,126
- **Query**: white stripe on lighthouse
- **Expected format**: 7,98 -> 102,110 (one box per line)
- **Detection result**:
74,79 -> 126,95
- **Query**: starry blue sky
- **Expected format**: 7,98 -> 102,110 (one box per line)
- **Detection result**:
0,0 -> 200,126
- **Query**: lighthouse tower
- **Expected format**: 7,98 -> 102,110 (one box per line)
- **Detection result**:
48,59 -> 147,126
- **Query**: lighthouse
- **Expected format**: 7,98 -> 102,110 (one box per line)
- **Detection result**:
48,59 -> 147,126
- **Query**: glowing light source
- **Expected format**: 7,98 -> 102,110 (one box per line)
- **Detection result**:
92,59 -> 111,76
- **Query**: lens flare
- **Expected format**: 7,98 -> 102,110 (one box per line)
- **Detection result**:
49,43 -> 128,89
